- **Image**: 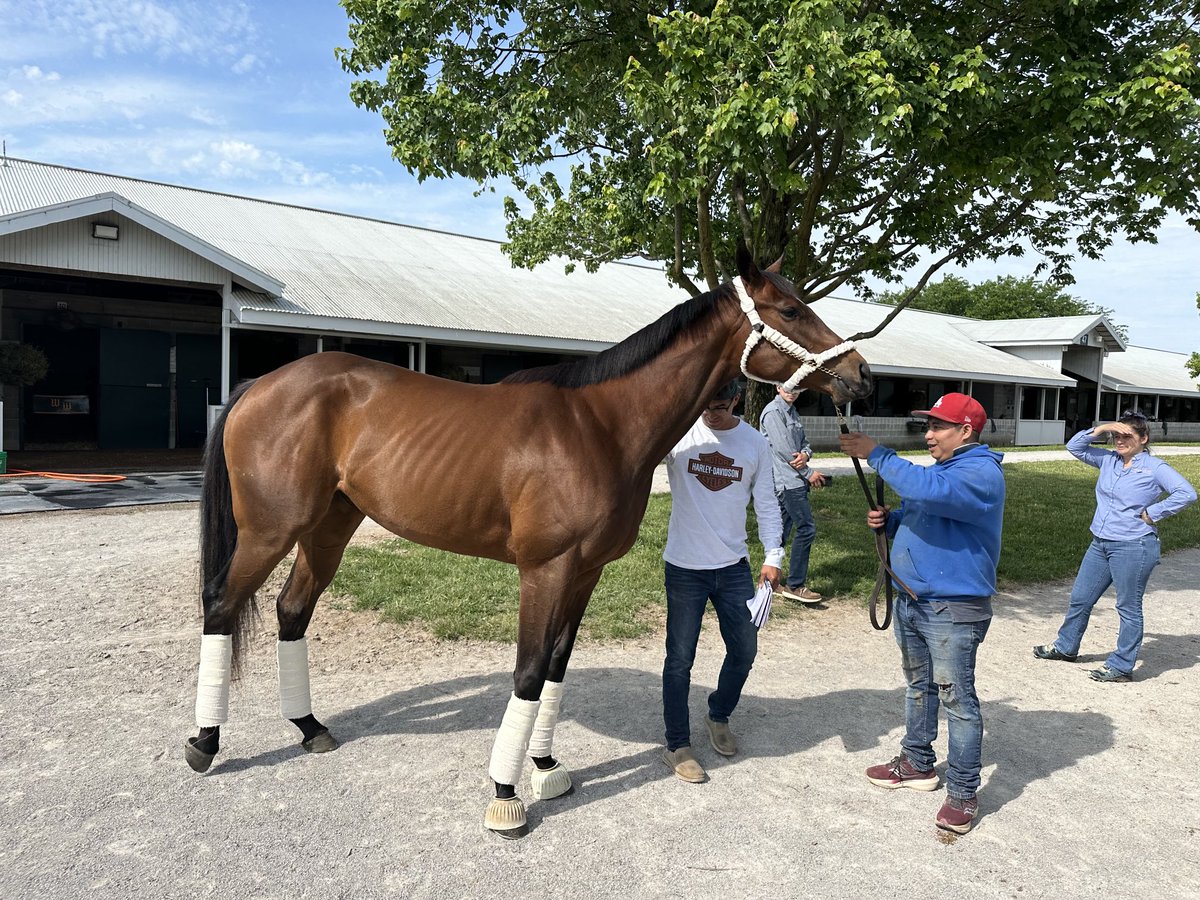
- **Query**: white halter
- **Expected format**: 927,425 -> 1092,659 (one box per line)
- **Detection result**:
732,277 -> 856,393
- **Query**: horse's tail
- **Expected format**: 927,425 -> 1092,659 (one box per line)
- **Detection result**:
199,379 -> 257,677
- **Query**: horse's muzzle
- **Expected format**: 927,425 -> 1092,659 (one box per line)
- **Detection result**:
830,358 -> 873,405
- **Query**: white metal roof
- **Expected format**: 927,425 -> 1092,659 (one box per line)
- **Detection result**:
0,157 -> 1189,394
955,315 -> 1126,352
1101,345 -> 1199,396
0,190 -> 283,295
0,158 -> 683,347
807,299 -> 1074,386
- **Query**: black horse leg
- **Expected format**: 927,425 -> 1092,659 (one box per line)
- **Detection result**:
187,534 -> 294,773
185,726 -> 221,773
529,615 -> 585,774
276,500 -> 362,753
525,571 -> 597,798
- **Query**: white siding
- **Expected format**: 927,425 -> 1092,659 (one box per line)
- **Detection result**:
0,213 -> 226,285
1063,345 -> 1104,382
1005,345 -> 1065,372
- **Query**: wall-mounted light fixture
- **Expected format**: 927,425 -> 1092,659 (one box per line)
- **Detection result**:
92,223 -> 119,240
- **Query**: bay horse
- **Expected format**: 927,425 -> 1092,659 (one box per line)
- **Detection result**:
185,246 -> 872,837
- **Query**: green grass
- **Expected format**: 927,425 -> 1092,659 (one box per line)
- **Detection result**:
332,454 -> 1200,641
811,441 -> 1200,459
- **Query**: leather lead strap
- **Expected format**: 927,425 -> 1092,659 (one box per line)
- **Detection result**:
838,420 -> 918,631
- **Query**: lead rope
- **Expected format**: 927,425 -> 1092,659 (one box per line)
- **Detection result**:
731,277 -> 900,625
833,407 -> 918,631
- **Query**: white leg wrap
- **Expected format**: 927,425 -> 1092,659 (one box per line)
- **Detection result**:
277,638 -> 313,720
195,634 -> 232,728
527,681 -> 563,759
488,694 -> 540,787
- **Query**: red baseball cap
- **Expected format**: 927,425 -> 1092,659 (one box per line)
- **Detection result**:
911,392 -> 987,432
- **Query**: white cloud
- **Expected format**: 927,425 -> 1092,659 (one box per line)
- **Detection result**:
3,0 -> 259,67
187,106 -> 225,126
0,73 -> 212,128
3,89 -> 22,106
21,65 -> 60,81
231,54 -> 258,75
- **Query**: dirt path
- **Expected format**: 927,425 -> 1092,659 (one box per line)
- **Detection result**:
1,505 -> 1197,899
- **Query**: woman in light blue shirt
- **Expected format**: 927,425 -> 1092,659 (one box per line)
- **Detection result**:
1034,411 -> 1196,682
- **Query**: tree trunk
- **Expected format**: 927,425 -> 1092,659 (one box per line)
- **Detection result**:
742,380 -> 773,431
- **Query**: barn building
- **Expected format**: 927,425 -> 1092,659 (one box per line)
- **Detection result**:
2,157 -> 1196,455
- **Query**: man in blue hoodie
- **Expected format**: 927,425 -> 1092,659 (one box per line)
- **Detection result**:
840,393 -> 1005,836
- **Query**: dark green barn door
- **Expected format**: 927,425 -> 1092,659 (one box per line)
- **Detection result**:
176,333 -> 220,448
98,329 -> 170,449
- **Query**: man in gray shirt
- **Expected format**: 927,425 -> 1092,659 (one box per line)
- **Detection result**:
759,385 -> 828,603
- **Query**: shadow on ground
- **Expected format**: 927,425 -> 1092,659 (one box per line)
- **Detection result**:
208,665 -> 1113,829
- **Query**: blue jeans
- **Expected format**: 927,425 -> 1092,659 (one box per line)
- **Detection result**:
778,486 -> 816,589
663,560 -> 758,751
893,595 -> 990,799
1054,535 -> 1160,675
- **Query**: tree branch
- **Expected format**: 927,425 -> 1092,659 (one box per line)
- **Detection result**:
697,180 -> 720,289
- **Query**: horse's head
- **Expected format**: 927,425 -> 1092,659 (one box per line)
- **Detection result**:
733,246 -> 872,405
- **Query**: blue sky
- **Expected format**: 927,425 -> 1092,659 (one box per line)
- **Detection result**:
2,0 -> 1197,355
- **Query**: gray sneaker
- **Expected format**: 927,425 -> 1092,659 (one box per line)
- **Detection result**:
704,716 -> 738,756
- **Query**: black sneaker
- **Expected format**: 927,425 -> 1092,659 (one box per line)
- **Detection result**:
1089,665 -> 1132,683
1033,644 -> 1077,662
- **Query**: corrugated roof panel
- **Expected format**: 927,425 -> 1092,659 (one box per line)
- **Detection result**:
811,298 -> 1075,385
1102,346 -> 1199,395
956,315 -> 1125,351
0,158 -> 1185,392
0,158 -> 684,342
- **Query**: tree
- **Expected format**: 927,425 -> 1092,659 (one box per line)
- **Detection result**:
0,342 -> 48,387
338,1 -> 1200,422
878,274 -> 1128,338
1188,293 -> 1200,379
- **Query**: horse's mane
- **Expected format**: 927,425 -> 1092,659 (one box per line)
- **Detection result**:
502,284 -> 730,387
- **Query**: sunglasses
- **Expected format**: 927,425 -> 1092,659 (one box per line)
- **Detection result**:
1120,409 -> 1148,420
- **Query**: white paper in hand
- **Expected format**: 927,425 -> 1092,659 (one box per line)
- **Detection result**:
746,581 -> 774,629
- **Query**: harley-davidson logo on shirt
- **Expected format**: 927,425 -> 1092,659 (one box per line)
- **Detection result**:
688,451 -> 744,492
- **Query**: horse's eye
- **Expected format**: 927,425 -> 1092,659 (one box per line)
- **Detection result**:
779,306 -> 799,320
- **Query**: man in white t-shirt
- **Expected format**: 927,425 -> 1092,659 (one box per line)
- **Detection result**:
661,379 -> 784,783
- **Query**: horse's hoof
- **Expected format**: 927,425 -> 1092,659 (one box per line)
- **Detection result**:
484,796 -> 527,838
301,730 -> 339,754
530,762 -> 573,801
490,824 -> 530,840
184,738 -> 216,773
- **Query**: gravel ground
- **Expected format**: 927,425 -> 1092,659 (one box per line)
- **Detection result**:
1,503 -> 1198,899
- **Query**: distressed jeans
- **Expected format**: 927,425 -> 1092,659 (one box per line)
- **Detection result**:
1054,535 -> 1161,675
778,485 -> 816,589
662,560 -> 758,751
893,594 -> 991,800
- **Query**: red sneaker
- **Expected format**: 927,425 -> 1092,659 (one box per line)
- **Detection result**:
865,754 -> 939,791
936,795 -> 979,834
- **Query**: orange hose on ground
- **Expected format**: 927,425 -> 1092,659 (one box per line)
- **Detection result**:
0,469 -> 127,483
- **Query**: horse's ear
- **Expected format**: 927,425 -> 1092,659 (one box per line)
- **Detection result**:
735,240 -> 763,287
766,253 -> 785,274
